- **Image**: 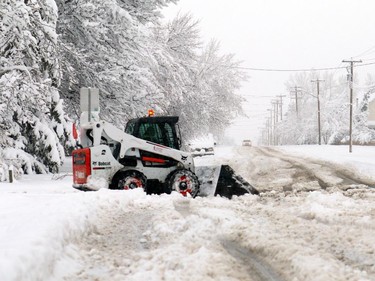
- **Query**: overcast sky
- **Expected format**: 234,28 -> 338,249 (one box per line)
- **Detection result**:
162,0 -> 375,144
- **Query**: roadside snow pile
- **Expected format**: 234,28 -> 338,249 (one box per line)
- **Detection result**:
0,175 -> 147,281
0,178 -> 95,281
0,195 -> 93,281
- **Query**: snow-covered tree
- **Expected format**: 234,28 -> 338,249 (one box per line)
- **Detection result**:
0,0 -> 72,173
153,14 -> 246,141
275,71 -> 375,145
56,0 -> 176,127
194,39 -> 246,137
57,3 -> 247,141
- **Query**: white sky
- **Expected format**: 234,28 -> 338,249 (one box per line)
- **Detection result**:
162,0 -> 375,144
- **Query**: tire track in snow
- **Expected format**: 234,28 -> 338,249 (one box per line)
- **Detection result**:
221,240 -> 286,281
228,146 -> 324,192
257,147 -> 375,190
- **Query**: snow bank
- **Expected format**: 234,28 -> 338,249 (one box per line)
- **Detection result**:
0,177 -> 95,281
0,174 -> 152,281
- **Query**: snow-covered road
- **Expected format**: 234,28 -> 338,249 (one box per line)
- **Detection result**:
1,145 -> 374,281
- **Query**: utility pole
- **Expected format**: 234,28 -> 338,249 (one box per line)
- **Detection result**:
311,79 -> 324,145
261,129 -> 266,145
266,118 -> 271,146
272,100 -> 279,123
272,101 -> 278,145
342,59 -> 362,153
267,109 -> 273,145
277,94 -> 286,121
290,86 -> 302,116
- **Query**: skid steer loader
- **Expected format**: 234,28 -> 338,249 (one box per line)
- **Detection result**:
72,89 -> 258,198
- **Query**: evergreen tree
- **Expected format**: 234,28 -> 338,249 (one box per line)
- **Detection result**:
0,0 -> 72,173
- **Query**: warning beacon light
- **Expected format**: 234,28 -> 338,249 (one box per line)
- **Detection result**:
148,109 -> 155,117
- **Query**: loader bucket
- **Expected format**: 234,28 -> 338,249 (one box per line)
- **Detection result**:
195,165 -> 259,199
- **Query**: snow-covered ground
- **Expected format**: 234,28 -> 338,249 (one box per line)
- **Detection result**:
0,145 -> 374,281
276,145 -> 375,182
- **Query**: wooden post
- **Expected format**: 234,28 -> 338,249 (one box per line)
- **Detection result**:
8,165 -> 13,183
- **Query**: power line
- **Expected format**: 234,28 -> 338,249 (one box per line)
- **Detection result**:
241,94 -> 277,98
353,44 -> 375,58
229,61 -> 375,72
236,66 -> 346,72
354,61 -> 375,67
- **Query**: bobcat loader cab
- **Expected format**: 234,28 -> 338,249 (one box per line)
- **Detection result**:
72,88 -> 259,198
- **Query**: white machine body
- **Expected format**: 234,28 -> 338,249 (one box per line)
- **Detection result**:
72,120 -> 195,190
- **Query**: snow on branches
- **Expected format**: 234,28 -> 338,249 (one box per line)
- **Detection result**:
0,0 -> 72,173
1,0 -> 246,174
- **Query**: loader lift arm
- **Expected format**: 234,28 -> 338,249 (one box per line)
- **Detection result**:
81,120 -> 194,170
73,116 -> 199,196
73,114 -> 258,198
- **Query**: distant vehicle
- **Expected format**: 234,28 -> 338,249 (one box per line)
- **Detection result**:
188,134 -> 216,157
242,140 -> 252,146
190,146 -> 215,157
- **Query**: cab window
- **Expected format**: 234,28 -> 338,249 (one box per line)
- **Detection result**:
125,121 -> 135,135
163,123 -> 177,149
139,123 -> 163,144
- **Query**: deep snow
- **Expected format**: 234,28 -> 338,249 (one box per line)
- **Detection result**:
0,145 -> 374,281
